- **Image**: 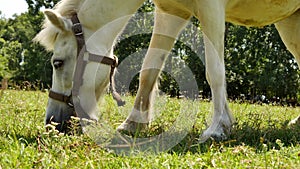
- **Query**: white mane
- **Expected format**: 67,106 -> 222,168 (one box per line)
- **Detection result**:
34,0 -> 83,50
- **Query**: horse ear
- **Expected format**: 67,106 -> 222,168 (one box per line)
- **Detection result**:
44,9 -> 72,32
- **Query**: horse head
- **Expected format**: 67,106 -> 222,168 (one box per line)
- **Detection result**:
35,9 -> 114,132
41,10 -> 78,131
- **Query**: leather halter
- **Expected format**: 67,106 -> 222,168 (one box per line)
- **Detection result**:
48,14 -> 125,112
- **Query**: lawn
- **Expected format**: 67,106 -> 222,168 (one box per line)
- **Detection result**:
0,90 -> 299,168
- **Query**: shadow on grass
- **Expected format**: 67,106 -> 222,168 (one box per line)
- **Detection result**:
169,120 -> 300,155
0,130 -> 38,146
3,112 -> 298,156
102,108 -> 300,156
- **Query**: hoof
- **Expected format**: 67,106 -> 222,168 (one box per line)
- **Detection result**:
117,119 -> 148,136
209,132 -> 228,142
199,131 -> 228,143
199,123 -> 231,143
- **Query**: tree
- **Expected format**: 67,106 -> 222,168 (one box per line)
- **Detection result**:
0,14 -> 10,79
115,2 -> 299,100
0,0 -> 298,101
225,23 -> 300,100
115,3 -> 208,97
0,3 -> 55,89
26,0 -> 60,15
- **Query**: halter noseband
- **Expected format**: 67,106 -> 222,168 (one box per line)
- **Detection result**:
48,14 -> 125,113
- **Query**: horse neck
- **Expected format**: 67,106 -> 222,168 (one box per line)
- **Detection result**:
77,0 -> 145,56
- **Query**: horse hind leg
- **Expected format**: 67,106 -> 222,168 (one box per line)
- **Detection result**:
275,10 -> 300,68
117,7 -> 192,134
275,10 -> 300,126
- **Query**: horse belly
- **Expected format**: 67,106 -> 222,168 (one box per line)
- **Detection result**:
226,0 -> 300,27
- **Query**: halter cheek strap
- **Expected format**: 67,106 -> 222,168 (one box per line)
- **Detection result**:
48,90 -> 74,107
48,13 -> 125,115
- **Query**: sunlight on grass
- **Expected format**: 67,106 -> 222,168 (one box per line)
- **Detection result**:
0,90 -> 299,168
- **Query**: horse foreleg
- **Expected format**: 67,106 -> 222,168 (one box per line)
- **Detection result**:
117,7 -> 191,134
197,2 -> 235,141
275,10 -> 300,126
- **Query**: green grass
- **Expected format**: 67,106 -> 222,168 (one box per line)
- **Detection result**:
0,90 -> 300,168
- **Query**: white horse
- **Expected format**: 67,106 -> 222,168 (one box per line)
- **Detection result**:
35,0 -> 300,139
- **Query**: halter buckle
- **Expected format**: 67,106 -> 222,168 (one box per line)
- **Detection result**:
72,23 -> 83,36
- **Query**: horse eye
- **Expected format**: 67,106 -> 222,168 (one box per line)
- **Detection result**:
53,59 -> 64,69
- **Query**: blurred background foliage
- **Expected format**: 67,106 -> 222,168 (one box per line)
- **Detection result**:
0,0 -> 299,102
